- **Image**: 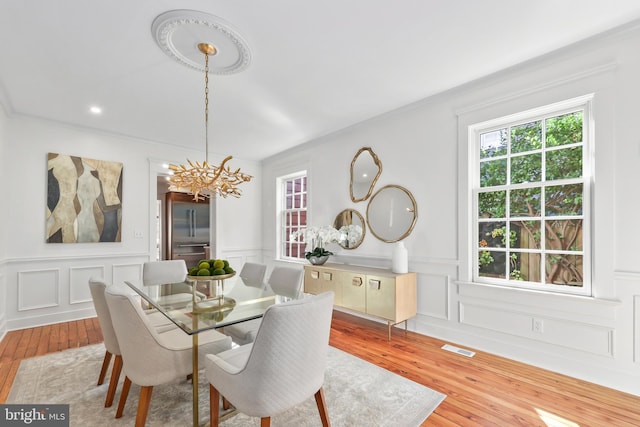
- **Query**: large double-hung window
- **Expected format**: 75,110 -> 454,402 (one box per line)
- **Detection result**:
279,171 -> 307,261
471,96 -> 592,295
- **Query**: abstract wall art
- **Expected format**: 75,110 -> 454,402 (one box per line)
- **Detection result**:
46,153 -> 123,243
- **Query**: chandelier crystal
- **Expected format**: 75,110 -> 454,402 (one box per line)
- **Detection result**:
168,43 -> 252,201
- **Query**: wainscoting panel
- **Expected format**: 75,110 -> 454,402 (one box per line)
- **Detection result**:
417,273 -> 450,320
70,265 -> 105,304
112,263 -> 143,287
0,270 -> 6,339
18,269 -> 59,311
460,301 -> 614,357
226,256 -> 244,272
635,295 -> 640,364
6,254 -> 150,331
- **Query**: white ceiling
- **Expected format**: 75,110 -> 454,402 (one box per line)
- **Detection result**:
1,1 -> 640,161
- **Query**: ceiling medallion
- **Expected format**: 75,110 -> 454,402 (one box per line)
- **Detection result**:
152,10 -> 251,75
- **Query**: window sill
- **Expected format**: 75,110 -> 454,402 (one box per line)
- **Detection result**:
456,280 -> 621,310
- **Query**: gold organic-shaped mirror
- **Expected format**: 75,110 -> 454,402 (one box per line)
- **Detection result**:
366,185 -> 417,243
333,209 -> 366,249
350,147 -> 382,203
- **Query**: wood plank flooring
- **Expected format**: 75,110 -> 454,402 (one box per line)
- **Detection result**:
1,312 -> 639,426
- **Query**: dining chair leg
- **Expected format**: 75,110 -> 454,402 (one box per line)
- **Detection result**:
222,397 -> 231,410
97,350 -> 112,385
116,376 -> 132,418
260,417 -> 271,427
136,386 -> 153,427
209,384 -> 220,427
314,387 -> 331,427
105,354 -> 122,407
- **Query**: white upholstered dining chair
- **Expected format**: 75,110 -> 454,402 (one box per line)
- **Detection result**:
205,291 -> 334,427
104,284 -> 232,427
238,262 -> 267,288
89,278 -> 180,408
88,278 -> 123,408
223,266 -> 304,345
142,260 -> 205,308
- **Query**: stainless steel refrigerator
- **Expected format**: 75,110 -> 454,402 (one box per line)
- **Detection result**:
165,192 -> 210,268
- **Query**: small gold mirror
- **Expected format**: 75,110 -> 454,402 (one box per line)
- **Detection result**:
366,185 -> 417,243
350,147 -> 382,203
333,209 -> 366,249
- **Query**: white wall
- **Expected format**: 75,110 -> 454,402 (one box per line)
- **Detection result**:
0,105 -> 7,339
262,23 -> 640,395
1,115 -> 261,330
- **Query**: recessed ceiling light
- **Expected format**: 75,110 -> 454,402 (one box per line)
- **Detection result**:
89,106 -> 102,115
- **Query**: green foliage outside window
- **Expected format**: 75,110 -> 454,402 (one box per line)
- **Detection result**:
477,111 -> 585,287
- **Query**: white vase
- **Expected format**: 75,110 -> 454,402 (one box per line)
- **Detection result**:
392,241 -> 408,273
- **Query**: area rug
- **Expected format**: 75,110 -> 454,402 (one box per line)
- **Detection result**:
7,344 -> 445,426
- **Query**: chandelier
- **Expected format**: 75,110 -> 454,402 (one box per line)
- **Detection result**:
168,43 -> 252,201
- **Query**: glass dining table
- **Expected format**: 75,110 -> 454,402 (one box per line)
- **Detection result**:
125,274 -> 288,427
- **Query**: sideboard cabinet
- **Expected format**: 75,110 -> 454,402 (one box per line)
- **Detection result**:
303,263 -> 416,339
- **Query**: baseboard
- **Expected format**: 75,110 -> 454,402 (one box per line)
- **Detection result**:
0,313 -> 7,343
6,307 -> 97,332
412,314 -> 640,397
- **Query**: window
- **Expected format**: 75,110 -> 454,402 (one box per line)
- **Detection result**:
279,171 -> 307,260
471,96 -> 592,295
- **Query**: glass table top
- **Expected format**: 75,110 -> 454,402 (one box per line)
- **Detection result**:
125,275 -> 293,335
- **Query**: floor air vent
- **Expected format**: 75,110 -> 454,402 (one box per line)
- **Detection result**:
441,344 -> 475,357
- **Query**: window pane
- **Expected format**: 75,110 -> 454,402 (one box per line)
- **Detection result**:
281,172 -> 308,260
546,146 -> 582,180
480,159 -> 507,187
511,121 -> 542,153
510,153 -> 542,184
479,190 -> 506,218
510,220 -> 541,249
473,102 -> 588,294
545,219 -> 583,251
479,250 -> 506,279
479,221 -> 506,248
545,254 -> 583,286
291,243 -> 303,258
546,184 -> 583,216
510,252 -> 541,282
510,187 -> 541,217
480,129 -> 507,158
546,112 -> 582,147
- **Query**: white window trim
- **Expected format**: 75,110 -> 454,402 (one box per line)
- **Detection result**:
276,170 -> 307,262
467,94 -> 594,296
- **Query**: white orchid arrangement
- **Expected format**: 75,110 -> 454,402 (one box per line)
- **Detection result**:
290,225 -> 342,259
338,224 -> 363,248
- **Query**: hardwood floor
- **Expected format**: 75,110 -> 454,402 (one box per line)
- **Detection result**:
1,312 -> 639,426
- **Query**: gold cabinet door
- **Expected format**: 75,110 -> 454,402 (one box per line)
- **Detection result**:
304,267 -> 343,306
303,268 -> 323,295
342,273 -> 366,312
319,269 -> 342,306
365,275 -> 396,321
